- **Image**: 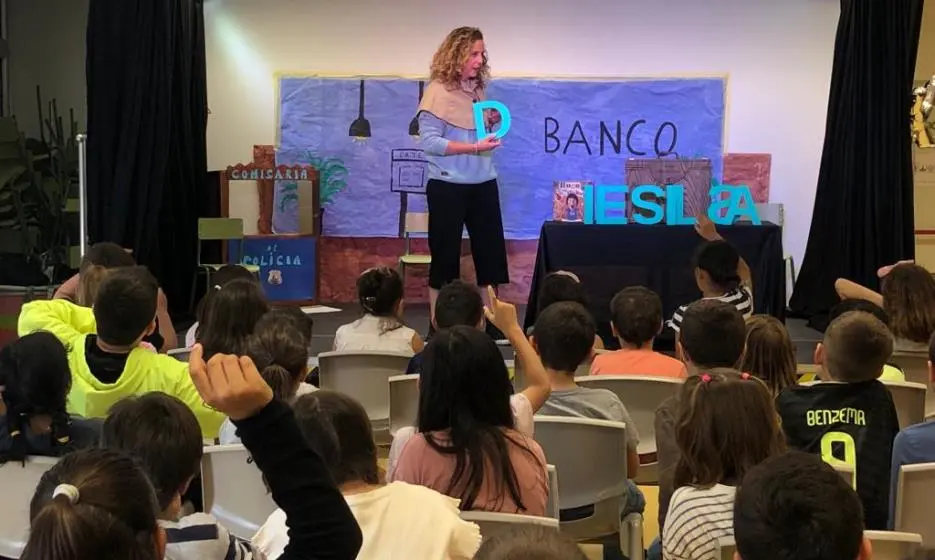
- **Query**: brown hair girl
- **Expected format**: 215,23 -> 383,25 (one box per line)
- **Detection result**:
741,315 -> 798,396
881,263 -> 935,344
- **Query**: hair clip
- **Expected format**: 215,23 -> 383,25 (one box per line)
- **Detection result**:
741,372 -> 751,380
213,284 -> 222,291
53,484 -> 80,504
701,374 -> 712,383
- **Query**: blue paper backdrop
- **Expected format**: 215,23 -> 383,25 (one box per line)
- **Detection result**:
277,77 -> 725,239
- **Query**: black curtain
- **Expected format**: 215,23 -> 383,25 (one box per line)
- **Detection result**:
86,0 -> 207,315
789,0 -> 924,320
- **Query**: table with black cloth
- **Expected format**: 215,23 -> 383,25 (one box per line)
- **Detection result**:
522,222 -> 786,351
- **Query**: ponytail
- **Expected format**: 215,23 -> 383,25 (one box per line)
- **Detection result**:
260,364 -> 296,402
247,311 -> 311,401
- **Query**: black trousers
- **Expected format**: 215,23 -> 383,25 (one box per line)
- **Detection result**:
426,178 -> 510,289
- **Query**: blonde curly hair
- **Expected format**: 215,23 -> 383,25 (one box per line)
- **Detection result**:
430,27 -> 489,90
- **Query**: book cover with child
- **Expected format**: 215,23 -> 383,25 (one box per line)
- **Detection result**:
553,181 -> 590,222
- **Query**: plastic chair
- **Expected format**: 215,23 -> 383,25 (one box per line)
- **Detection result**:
575,375 -> 684,484
894,462 -> 935,547
863,530 -> 922,560
388,374 -> 419,436
201,444 -> 277,540
398,212 -> 431,279
318,351 -> 413,444
532,415 -> 643,560
0,456 -> 59,558
459,511 -> 560,537
881,380 -> 927,430
546,464 -> 560,520
191,217 -> 260,310
168,347 -> 192,362
715,536 -> 737,560
890,351 -> 932,416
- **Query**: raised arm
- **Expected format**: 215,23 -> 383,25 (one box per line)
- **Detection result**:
17,299 -> 95,343
695,214 -> 752,289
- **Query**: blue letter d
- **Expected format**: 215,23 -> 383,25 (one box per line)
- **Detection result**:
473,100 -> 512,141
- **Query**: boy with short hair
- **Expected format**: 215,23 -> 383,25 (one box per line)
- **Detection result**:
103,392 -> 262,559
18,266 -> 224,437
778,311 -> 900,530
668,215 -> 753,333
407,280 -> 484,374
733,451 -> 871,560
655,299 -> 746,540
591,286 -> 686,378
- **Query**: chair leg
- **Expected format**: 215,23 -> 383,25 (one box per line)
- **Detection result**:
620,513 -> 644,560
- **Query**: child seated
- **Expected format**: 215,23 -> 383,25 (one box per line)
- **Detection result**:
662,371 -> 784,560
197,278 -> 269,359
254,390 -> 482,559
17,266 -> 225,437
186,264 -> 260,347
734,451 -> 871,560
334,267 -> 423,355
591,286 -> 686,377
778,311 -> 900,530
668,215 -> 753,333
218,309 -> 318,444
408,279 -> 486,375
740,315 -> 797,396
473,525 -> 588,560
53,241 -> 177,352
102,392 -> 263,559
389,325 -> 548,515
530,271 -> 604,350
827,299 -> 904,382
0,332 -> 101,462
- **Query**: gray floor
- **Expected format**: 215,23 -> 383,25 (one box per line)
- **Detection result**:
300,304 -> 824,365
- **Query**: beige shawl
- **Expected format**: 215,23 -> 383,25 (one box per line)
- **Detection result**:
417,80 -> 486,130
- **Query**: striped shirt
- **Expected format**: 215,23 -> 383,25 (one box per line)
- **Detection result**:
160,513 -> 262,560
668,285 -> 753,333
662,484 -> 736,560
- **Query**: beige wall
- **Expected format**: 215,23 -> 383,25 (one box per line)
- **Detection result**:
917,0 -> 935,82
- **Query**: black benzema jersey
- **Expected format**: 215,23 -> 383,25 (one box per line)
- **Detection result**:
777,380 -> 899,530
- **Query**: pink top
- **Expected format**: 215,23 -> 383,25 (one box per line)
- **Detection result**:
391,429 -> 549,516
590,349 -> 687,379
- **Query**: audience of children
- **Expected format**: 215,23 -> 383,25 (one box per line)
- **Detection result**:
740,315 -> 798,396
590,286 -> 686,377
197,277 -> 270,360
218,309 -> 318,444
778,310 -> 900,530
836,261 -> 935,352
254,390 -> 482,559
17,266 -> 225,437
733,451 -> 871,560
186,264 -> 261,348
668,215 -> 753,333
388,323 -> 549,515
53,241 -> 177,352
0,332 -> 101,462
530,271 -> 604,350
826,298 -> 906,382
101,391 -> 262,559
662,371 -> 785,560
334,267 -> 424,355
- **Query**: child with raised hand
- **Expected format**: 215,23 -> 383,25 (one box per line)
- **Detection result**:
102,392 -> 264,559
188,344 -> 364,560
0,332 -> 101,463
253,390 -> 482,559
187,264 -> 260,348
21,448 -> 165,560
218,309 -> 318,444
662,371 -> 785,560
668,214 -> 753,333
197,278 -> 270,360
741,315 -> 798,396
17,266 -> 225,438
334,267 -> 423,354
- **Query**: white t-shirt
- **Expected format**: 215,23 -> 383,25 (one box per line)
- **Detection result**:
217,383 -> 318,445
333,314 -> 416,355
387,393 -> 534,480
252,481 -> 481,560
662,483 -> 736,560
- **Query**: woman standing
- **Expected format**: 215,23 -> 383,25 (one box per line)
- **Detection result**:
417,27 -> 508,336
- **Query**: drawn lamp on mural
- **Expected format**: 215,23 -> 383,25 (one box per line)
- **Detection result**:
409,81 -> 424,139
348,79 -> 372,141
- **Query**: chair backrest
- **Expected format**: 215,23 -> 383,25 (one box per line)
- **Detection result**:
459,511 -> 560,537
198,218 -> 245,241
895,462 -> 935,547
546,464 -> 559,520
318,351 -> 413,429
0,456 -> 59,559
404,212 -> 429,236
863,530 -> 922,560
168,347 -> 192,362
388,374 -> 419,435
881,380 -> 927,430
574,375 -> 683,455
201,444 -> 277,540
715,536 -> 737,560
532,415 -> 628,510
890,351 -> 933,416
